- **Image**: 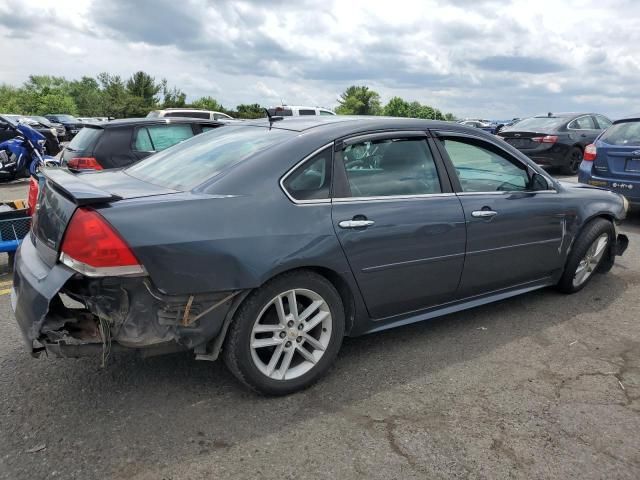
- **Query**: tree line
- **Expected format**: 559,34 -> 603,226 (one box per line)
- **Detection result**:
0,71 -> 456,121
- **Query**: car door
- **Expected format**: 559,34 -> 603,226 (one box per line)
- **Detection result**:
330,131 -> 466,319
434,132 -> 566,298
567,115 -> 600,147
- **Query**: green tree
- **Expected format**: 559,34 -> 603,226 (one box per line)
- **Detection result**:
444,112 -> 457,121
335,86 -> 382,115
383,96 -> 410,117
126,71 -> 160,107
191,96 -> 223,111
0,84 -> 25,113
97,72 -> 131,118
20,75 -> 77,115
160,79 -> 186,108
234,103 -> 264,119
68,76 -> 103,116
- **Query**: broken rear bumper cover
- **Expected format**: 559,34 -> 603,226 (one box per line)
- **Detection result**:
12,238 -> 244,359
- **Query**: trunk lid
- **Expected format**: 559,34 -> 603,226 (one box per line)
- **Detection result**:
31,169 -> 178,267
499,130 -> 549,149
593,143 -> 640,180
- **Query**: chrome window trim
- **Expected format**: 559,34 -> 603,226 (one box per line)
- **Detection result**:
333,193 -> 456,203
567,115 -> 595,131
456,189 -> 558,196
280,142 -> 334,205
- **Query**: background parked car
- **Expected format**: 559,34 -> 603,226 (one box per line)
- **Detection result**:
579,114 -> 640,207
147,108 -> 233,121
498,112 -> 612,174
28,115 -> 66,140
0,114 -> 60,155
267,105 -> 336,116
457,119 -> 496,133
44,114 -> 85,141
60,117 -> 225,170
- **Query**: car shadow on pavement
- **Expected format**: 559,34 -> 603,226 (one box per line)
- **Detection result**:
2,267 -> 633,477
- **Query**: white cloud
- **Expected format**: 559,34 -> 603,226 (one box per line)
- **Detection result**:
1,0 -> 639,118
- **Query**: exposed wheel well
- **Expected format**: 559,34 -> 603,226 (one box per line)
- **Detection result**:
285,266 -> 356,335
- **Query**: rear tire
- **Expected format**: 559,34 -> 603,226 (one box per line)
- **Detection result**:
557,218 -> 614,293
223,271 -> 345,395
561,147 -> 582,175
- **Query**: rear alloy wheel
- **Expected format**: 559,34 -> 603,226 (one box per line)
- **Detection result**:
561,147 -> 583,175
557,218 -> 614,293
223,271 -> 345,395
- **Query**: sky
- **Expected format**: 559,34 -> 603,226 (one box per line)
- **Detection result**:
1,0 -> 639,119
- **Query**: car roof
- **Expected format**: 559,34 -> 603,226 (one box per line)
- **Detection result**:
83,117 -> 226,128
239,115 -> 482,137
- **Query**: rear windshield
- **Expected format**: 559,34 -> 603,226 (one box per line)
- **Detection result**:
507,117 -> 568,131
126,126 -> 293,190
599,121 -> 640,146
146,111 -> 160,118
67,127 -> 103,151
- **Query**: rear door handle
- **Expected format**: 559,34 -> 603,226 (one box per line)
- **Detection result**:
471,210 -> 498,218
338,219 -> 375,229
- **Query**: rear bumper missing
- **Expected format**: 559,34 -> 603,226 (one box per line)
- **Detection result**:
12,237 -> 244,359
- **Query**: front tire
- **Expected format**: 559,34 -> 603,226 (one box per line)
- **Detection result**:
223,271 -> 345,395
557,218 -> 614,293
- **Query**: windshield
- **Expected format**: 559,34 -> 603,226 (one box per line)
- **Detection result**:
54,114 -> 80,122
126,126 -> 294,190
30,116 -> 51,126
506,117 -> 568,131
599,121 -> 640,146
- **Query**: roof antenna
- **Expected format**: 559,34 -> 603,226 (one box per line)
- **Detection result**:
264,108 -> 283,128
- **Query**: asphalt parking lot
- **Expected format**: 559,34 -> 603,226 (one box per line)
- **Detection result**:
0,177 -> 638,479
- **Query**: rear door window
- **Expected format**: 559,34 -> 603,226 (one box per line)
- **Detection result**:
298,109 -> 316,116
66,127 -> 103,151
569,116 -> 596,130
133,124 -> 194,152
339,138 -> 442,197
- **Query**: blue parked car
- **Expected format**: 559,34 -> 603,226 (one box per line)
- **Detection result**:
579,114 -> 640,207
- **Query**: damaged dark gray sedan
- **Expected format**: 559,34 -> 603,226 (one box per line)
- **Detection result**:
12,116 -> 629,395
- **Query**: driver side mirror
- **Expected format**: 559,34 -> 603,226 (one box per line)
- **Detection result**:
530,172 -> 551,191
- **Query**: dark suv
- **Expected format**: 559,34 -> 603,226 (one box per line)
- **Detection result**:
60,117 -> 225,170
498,113 -> 612,174
44,114 -> 85,141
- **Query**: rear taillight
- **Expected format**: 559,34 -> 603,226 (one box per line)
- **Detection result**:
67,157 -> 103,171
583,144 -> 597,161
59,208 -> 145,277
531,135 -> 559,144
27,177 -> 39,216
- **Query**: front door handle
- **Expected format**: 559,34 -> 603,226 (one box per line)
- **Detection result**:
471,210 -> 498,218
338,219 -> 375,229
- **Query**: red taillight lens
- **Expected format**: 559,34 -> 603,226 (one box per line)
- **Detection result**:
27,177 -> 39,216
583,144 -> 597,161
67,157 -> 103,171
60,208 -> 144,277
531,135 -> 559,144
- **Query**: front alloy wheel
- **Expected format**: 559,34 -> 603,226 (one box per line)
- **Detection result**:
572,233 -> 609,288
223,271 -> 345,395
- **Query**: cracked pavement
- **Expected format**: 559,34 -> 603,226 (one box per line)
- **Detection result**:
0,180 -> 638,479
